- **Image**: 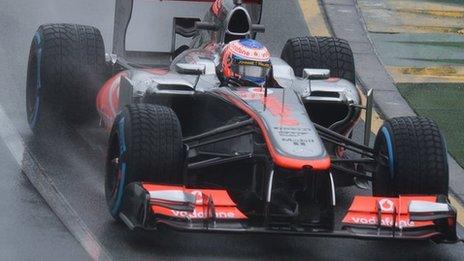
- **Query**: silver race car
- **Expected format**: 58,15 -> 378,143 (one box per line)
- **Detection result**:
26,0 -> 459,243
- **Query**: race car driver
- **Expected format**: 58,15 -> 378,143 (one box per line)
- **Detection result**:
219,39 -> 272,87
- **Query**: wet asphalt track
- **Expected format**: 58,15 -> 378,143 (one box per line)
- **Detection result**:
0,0 -> 463,259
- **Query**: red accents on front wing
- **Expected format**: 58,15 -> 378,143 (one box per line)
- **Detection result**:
221,92 -> 331,171
343,196 -> 437,228
143,184 -> 237,206
142,184 -> 247,220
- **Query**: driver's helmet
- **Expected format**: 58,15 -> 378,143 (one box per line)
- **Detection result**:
220,39 -> 271,86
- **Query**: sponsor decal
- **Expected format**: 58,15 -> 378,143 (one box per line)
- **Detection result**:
230,44 -> 251,58
273,127 -> 315,146
229,41 -> 270,61
281,137 -> 315,146
235,59 -> 271,68
152,205 -> 247,220
379,198 -> 395,212
343,195 -> 437,228
349,216 -> 416,228
144,184 -> 248,220
190,190 -> 205,204
171,209 -> 236,219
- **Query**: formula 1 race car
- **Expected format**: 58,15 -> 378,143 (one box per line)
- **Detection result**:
26,0 -> 459,243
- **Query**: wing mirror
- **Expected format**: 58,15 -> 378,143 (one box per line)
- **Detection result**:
303,69 -> 330,80
175,63 -> 206,75
195,21 -> 219,31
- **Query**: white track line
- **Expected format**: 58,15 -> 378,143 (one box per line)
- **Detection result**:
0,105 -> 112,261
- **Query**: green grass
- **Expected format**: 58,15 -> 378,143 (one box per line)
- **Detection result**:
415,0 -> 464,4
397,83 -> 464,167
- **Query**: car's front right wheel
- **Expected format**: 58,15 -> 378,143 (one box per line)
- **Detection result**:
105,103 -> 184,220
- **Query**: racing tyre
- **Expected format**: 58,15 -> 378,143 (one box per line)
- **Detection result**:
281,36 -> 355,84
26,23 -> 106,133
105,104 -> 184,219
373,116 -> 449,196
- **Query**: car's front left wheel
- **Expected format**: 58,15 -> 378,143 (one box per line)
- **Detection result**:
281,36 -> 355,84
373,116 -> 449,196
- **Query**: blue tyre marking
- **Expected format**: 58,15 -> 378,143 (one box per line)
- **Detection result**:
442,134 -> 448,153
381,127 -> 395,179
29,31 -> 42,128
111,117 -> 127,217
441,134 -> 449,173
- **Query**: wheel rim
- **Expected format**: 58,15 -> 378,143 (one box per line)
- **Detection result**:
105,146 -> 125,217
105,118 -> 128,217
106,157 -> 121,202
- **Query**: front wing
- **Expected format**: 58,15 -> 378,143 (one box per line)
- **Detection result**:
119,182 -> 459,243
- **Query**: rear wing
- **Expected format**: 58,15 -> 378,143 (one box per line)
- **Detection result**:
113,0 -> 263,67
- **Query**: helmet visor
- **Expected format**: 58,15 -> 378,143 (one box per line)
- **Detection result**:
232,58 -> 271,84
238,65 -> 270,79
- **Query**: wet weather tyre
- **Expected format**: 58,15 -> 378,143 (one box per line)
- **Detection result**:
105,104 -> 184,219
26,23 -> 106,133
373,116 -> 449,196
281,36 -> 355,84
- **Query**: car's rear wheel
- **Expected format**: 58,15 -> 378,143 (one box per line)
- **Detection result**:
105,104 -> 184,219
373,116 -> 449,196
26,23 -> 106,133
281,36 -> 355,84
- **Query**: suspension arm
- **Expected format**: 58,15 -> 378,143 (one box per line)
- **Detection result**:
315,123 -> 375,154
